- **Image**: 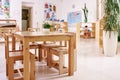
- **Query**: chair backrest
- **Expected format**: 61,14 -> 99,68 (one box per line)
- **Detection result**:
4,33 -> 22,59
4,33 -> 12,59
28,28 -> 40,32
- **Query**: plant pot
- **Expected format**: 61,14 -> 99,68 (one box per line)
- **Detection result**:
103,31 -> 118,57
43,28 -> 50,34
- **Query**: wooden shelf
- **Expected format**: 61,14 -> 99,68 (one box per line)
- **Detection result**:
44,21 -> 68,32
80,22 -> 96,38
99,18 -> 104,53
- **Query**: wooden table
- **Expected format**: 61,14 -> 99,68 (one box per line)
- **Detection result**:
12,32 -> 75,80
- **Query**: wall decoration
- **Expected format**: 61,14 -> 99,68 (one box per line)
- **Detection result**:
44,3 -> 56,21
67,11 -> 81,24
0,0 -> 10,17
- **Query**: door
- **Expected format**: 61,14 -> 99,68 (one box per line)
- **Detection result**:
22,9 -> 30,31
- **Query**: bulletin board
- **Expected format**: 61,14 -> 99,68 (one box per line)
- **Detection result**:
44,3 -> 56,21
0,0 -> 10,17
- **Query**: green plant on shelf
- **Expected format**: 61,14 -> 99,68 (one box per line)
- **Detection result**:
43,22 -> 51,29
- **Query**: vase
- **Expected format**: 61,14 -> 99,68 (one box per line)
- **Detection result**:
103,31 -> 118,56
43,28 -> 50,34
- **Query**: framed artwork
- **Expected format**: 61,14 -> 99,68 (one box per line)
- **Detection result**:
44,3 -> 56,21
0,0 -> 10,17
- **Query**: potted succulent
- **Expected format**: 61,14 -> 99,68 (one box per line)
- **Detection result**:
103,0 -> 120,56
43,22 -> 51,33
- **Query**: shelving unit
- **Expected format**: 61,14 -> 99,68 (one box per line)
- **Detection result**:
44,21 -> 68,32
80,22 -> 96,38
99,18 -> 104,53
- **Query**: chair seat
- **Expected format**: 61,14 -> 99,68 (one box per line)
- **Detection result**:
29,42 -> 40,48
41,43 -> 61,48
51,47 -> 68,55
38,43 -> 62,62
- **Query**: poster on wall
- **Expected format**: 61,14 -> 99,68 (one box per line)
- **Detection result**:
67,11 -> 81,32
67,11 -> 81,24
44,3 -> 56,21
0,0 -> 10,17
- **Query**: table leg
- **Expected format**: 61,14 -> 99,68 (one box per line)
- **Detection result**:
23,39 -> 30,80
68,36 -> 74,76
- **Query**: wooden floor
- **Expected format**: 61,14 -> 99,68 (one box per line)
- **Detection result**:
0,38 -> 120,80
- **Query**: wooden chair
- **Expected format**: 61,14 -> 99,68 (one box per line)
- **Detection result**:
38,42 -> 58,61
4,33 -> 35,80
50,47 -> 68,74
49,32 -> 76,74
38,41 -> 67,64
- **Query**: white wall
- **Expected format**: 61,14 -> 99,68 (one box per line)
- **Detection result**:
61,0 -> 97,22
0,0 -> 97,30
0,0 -> 22,30
8,0 -> 22,30
34,0 -> 62,30
0,0 -> 62,31
21,0 -> 62,30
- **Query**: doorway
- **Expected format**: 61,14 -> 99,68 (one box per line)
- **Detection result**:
22,7 -> 31,31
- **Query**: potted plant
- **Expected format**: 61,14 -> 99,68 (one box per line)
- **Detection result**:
43,22 -> 51,33
82,3 -> 88,23
103,0 -> 120,56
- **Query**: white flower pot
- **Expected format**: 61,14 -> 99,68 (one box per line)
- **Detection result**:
43,28 -> 50,34
103,31 -> 118,57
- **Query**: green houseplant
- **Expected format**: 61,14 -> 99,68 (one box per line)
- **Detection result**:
103,0 -> 120,33
43,22 -> 51,34
103,0 -> 120,56
43,22 -> 51,29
